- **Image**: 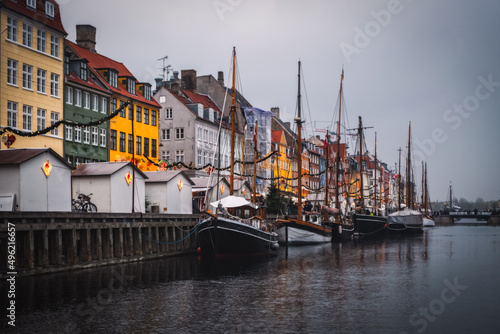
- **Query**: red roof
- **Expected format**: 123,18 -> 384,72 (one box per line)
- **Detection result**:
182,90 -> 221,112
1,0 -> 67,35
66,71 -> 111,95
66,41 -> 160,108
271,130 -> 283,143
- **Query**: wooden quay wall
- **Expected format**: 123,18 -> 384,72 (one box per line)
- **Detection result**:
0,212 -> 201,276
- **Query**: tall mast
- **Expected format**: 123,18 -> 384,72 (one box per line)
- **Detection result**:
230,47 -> 236,195
325,132 -> 330,210
374,132 -> 378,212
335,68 -> 343,217
406,122 -> 411,209
358,116 -> 364,211
253,121 -> 258,206
424,162 -> 428,215
296,61 -> 303,218
398,147 -> 402,210
449,179 -> 453,210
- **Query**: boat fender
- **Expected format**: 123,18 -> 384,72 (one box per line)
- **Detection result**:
338,225 -> 342,234
270,242 -> 279,251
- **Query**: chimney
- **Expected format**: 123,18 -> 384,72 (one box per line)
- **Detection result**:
181,69 -> 197,93
171,82 -> 180,95
271,107 -> 280,119
217,71 -> 224,86
76,25 -> 96,53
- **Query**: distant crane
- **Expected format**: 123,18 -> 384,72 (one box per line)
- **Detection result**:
157,55 -> 171,81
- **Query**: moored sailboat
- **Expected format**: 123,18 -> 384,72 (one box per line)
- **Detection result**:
197,48 -> 279,256
274,61 -> 332,245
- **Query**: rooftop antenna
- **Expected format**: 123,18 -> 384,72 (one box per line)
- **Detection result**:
157,55 -> 171,81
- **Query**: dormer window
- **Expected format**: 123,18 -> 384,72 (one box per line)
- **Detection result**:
80,62 -> 87,81
26,0 -> 35,9
45,1 -> 54,18
108,70 -> 118,88
143,84 -> 151,100
127,78 -> 135,95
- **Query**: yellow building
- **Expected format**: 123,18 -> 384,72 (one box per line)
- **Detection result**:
271,130 -> 293,195
0,0 -> 67,154
67,26 -> 160,171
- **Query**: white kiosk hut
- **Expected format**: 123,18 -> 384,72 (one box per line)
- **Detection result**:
0,148 -> 72,211
71,162 -> 147,213
191,176 -> 230,213
144,170 -> 194,214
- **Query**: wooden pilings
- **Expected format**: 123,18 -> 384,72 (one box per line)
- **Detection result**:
0,212 -> 200,276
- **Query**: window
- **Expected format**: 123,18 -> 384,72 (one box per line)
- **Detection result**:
27,0 -> 36,9
119,132 -> 125,152
175,150 -> 185,163
161,129 -> 170,140
197,127 -> 202,140
165,107 -> 172,119
92,127 -> 98,146
23,105 -> 32,130
75,89 -> 81,106
143,85 -> 151,100
50,35 -> 59,57
45,1 -> 54,17
111,98 -> 117,114
110,130 -> 117,150
65,125 -> 73,141
136,136 -> 142,155
7,102 -> 17,128
7,59 -> 17,86
151,139 -> 157,158
175,128 -> 184,140
197,150 -> 202,165
136,106 -> 142,123
83,92 -> 90,109
23,64 -> 32,90
100,129 -> 106,147
109,70 -> 117,88
74,127 -> 81,142
80,62 -> 87,81
50,73 -> 59,97
159,96 -> 166,103
83,127 -> 90,144
66,87 -> 73,104
128,134 -> 133,154
151,110 -> 157,126
37,69 -> 46,93
93,95 -> 99,111
144,108 -> 149,125
37,29 -> 46,52
7,17 -> 17,42
144,137 -> 149,157
203,151 -> 208,166
101,97 -> 107,114
127,78 -> 135,95
119,100 -> 125,118
128,104 -> 133,120
204,129 -> 208,142
37,108 -> 46,131
22,23 -> 32,47
50,112 -> 59,135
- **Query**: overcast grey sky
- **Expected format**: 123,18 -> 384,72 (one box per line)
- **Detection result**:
60,0 -> 500,202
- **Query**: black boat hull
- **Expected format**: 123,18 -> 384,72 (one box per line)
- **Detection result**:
198,217 -> 279,257
352,214 -> 388,237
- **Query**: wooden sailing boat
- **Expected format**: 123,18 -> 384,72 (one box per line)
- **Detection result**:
387,122 -> 424,233
274,60 -> 332,245
197,47 -> 279,256
422,162 -> 435,227
349,116 -> 388,237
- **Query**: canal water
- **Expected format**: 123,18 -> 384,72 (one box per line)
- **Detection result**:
2,224 -> 499,333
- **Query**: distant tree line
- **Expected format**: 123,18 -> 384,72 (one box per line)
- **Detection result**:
433,197 -> 499,211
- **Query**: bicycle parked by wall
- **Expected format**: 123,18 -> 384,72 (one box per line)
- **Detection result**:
72,193 -> 98,212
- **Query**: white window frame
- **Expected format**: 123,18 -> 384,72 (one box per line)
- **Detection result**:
7,17 -> 17,42
23,64 -> 33,90
175,128 -> 184,140
92,127 -> 98,146
37,29 -> 46,53
74,127 -> 81,143
93,95 -> 99,111
101,97 -> 107,114
37,108 -> 46,131
50,73 -> 59,97
83,126 -> 90,144
75,89 -> 82,107
7,101 -> 18,128
100,128 -> 106,147
50,112 -> 59,135
27,0 -> 36,9
45,2 -> 55,18
50,35 -> 59,58
165,107 -> 173,119
66,87 -> 73,104
83,92 -> 90,109
22,22 -> 32,47
7,59 -> 17,86
37,69 -> 46,93
66,126 -> 73,141
175,150 -> 185,163
23,105 -> 32,130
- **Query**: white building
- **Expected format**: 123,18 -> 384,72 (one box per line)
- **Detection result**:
71,162 -> 147,213
191,176 -> 231,213
0,148 -> 72,212
144,170 -> 194,214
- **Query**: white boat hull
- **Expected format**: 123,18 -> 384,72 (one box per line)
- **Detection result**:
423,217 -> 435,227
277,226 -> 331,244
